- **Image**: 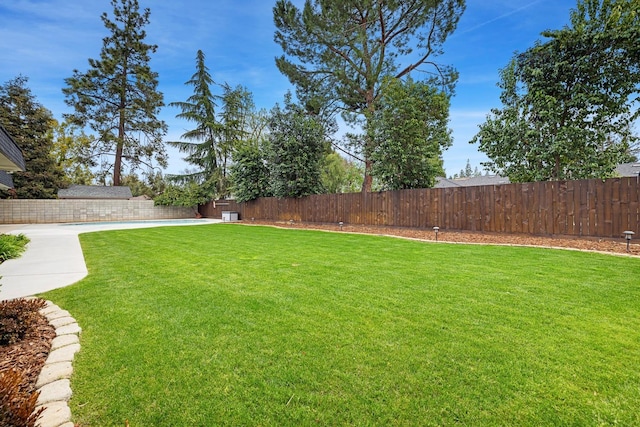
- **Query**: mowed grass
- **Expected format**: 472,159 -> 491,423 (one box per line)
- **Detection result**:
43,224 -> 640,426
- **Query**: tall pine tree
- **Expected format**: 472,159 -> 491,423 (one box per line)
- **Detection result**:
168,50 -> 223,191
169,50 -> 256,197
0,77 -> 65,199
63,0 -> 167,186
273,0 -> 464,191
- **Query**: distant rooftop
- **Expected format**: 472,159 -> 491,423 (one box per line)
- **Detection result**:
0,170 -> 15,190
435,175 -> 511,188
58,185 -> 133,200
436,163 -> 640,188
615,162 -> 640,177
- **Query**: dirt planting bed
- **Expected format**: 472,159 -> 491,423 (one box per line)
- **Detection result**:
246,220 -> 640,257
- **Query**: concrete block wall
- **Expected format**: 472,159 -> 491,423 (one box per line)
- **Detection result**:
0,200 -> 194,224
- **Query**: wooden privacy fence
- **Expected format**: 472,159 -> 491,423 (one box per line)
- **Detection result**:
199,176 -> 640,238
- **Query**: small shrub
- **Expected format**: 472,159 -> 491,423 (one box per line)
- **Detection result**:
0,299 -> 47,346
0,234 -> 30,263
0,368 -> 44,427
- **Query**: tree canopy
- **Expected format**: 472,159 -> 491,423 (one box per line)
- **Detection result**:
368,77 -> 451,190
230,142 -> 271,203
472,0 -> 639,182
63,0 -> 167,186
50,120 -> 96,185
321,152 -> 363,194
265,94 -> 328,198
273,0 -> 465,191
0,77 -> 65,198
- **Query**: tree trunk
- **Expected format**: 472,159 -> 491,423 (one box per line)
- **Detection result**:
114,62 -> 128,187
114,105 -> 126,186
362,160 -> 373,192
362,90 -> 376,193
113,142 -> 123,186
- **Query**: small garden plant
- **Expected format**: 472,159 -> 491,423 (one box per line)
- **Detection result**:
0,234 -> 29,264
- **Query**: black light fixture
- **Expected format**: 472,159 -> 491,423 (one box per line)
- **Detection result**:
623,230 -> 634,252
339,221 -> 344,231
289,219 -> 294,226
433,226 -> 440,242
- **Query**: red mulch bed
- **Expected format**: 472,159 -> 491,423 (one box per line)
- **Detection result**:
245,220 -> 640,256
0,312 -> 55,391
0,300 -> 56,424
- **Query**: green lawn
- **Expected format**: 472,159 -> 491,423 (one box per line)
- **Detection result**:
43,224 -> 640,426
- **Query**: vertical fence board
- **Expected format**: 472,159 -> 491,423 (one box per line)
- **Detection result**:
591,180 -> 602,236
580,181 -> 599,236
435,188 -> 444,228
619,179 -> 629,232
453,187 -> 461,230
504,184 -> 512,233
521,183 -> 529,233
492,185 -> 501,232
475,187 -> 484,232
603,179 -> 613,236
611,178 -> 622,237
511,183 -> 521,234
627,177 -> 639,233
552,181 -> 573,234
566,181 -> 577,235
463,187 -> 473,231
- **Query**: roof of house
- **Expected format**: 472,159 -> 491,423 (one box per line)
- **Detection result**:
615,162 -> 640,177
0,170 -> 14,190
434,175 -> 511,188
0,125 -> 26,172
57,185 -> 133,199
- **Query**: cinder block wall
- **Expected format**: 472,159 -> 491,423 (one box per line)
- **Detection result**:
0,200 -> 194,224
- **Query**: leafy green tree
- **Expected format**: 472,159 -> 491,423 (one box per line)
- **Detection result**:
273,0 -> 465,191
321,152 -> 364,194
228,109 -> 272,202
266,95 -> 327,198
120,171 -> 166,197
230,143 -> 271,202
472,0 -> 639,182
368,77 -> 451,190
50,120 -> 96,185
63,0 -> 167,186
0,77 -> 65,198
154,181 -> 210,217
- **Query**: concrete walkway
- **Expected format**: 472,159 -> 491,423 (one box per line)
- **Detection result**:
0,219 -> 221,301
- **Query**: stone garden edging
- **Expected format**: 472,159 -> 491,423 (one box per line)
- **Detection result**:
34,301 -> 82,427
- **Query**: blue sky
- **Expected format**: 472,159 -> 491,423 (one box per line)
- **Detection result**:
0,0 -> 577,178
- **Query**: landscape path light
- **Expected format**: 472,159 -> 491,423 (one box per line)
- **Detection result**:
623,230 -> 634,252
339,221 -> 344,231
433,226 -> 440,242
